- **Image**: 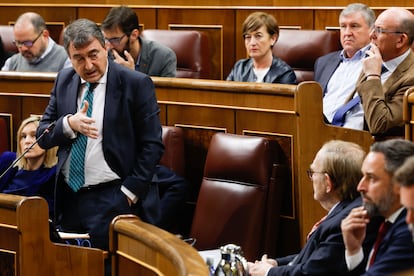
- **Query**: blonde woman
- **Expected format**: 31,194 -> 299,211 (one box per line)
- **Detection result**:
0,116 -> 57,215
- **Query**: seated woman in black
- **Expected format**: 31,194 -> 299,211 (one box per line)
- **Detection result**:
227,12 -> 297,84
0,116 -> 57,216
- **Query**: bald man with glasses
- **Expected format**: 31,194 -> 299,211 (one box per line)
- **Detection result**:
1,12 -> 70,72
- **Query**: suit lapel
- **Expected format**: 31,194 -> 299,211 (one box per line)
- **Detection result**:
67,74 -> 81,114
382,51 -> 414,92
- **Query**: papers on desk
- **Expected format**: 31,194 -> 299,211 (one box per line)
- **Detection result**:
58,231 -> 90,240
199,248 -> 221,270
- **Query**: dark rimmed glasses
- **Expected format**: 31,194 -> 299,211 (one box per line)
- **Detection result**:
13,30 -> 44,48
105,34 -> 127,46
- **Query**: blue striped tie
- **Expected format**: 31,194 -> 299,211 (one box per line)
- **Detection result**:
68,82 -> 95,192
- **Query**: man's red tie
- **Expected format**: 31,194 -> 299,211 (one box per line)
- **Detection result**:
368,220 -> 392,267
307,215 -> 327,241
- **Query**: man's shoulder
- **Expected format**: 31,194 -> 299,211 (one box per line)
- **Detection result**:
316,50 -> 341,64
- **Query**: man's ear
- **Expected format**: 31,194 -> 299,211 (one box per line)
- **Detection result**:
129,29 -> 140,40
324,173 -> 334,193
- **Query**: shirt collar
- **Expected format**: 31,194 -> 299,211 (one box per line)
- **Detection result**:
382,48 -> 411,74
386,206 -> 405,224
340,44 -> 371,62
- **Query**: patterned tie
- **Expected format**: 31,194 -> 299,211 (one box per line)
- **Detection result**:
68,82 -> 96,192
368,220 -> 392,267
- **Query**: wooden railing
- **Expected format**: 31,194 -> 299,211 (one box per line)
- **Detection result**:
0,194 -> 105,275
110,214 -> 209,275
404,87 -> 414,141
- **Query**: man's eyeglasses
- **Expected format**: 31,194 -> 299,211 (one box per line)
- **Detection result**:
307,168 -> 325,179
372,27 -> 405,35
105,34 -> 127,46
13,30 -> 44,48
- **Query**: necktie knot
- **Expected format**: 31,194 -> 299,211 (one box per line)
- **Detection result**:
381,64 -> 388,74
86,82 -> 98,91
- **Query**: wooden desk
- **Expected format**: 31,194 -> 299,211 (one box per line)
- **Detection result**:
110,214 -> 209,275
0,72 -> 374,255
0,193 -> 105,275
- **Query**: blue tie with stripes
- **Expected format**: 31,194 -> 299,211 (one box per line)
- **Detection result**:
68,82 -> 95,192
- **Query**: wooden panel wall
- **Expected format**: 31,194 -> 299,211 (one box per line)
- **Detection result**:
1,1 -> 413,6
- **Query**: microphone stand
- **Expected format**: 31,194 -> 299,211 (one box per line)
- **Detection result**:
0,121 -> 55,180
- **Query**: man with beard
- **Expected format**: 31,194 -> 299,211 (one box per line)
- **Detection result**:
341,139 -> 414,275
1,12 -> 70,72
101,6 -> 176,77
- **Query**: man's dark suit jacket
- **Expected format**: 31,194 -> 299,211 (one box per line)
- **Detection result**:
269,197 -> 379,276
313,50 -> 342,96
37,59 -> 164,224
362,208 -> 414,276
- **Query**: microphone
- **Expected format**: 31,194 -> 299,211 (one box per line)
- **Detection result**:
0,121 -> 56,180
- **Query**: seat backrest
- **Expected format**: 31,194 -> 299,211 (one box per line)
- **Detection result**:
141,29 -> 211,79
190,132 -> 285,260
0,117 -> 8,154
160,125 -> 185,177
0,25 -> 17,54
273,29 -> 341,82
0,115 -> 12,153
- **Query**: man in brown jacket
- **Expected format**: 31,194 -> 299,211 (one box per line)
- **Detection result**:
356,7 -> 414,139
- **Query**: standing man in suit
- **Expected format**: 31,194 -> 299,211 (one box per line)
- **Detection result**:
37,18 -> 164,251
248,140 -> 380,276
101,5 -> 176,77
341,139 -> 414,276
314,3 -> 375,130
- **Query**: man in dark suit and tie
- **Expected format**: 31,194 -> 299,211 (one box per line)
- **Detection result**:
248,140 -> 380,276
37,18 -> 164,251
341,139 -> 414,276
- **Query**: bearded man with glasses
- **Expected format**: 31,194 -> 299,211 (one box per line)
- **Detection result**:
1,12 -> 70,72
101,6 -> 176,77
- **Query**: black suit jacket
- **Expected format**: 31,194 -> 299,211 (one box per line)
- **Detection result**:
362,208 -> 414,276
37,59 -> 164,223
271,197 -> 380,276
